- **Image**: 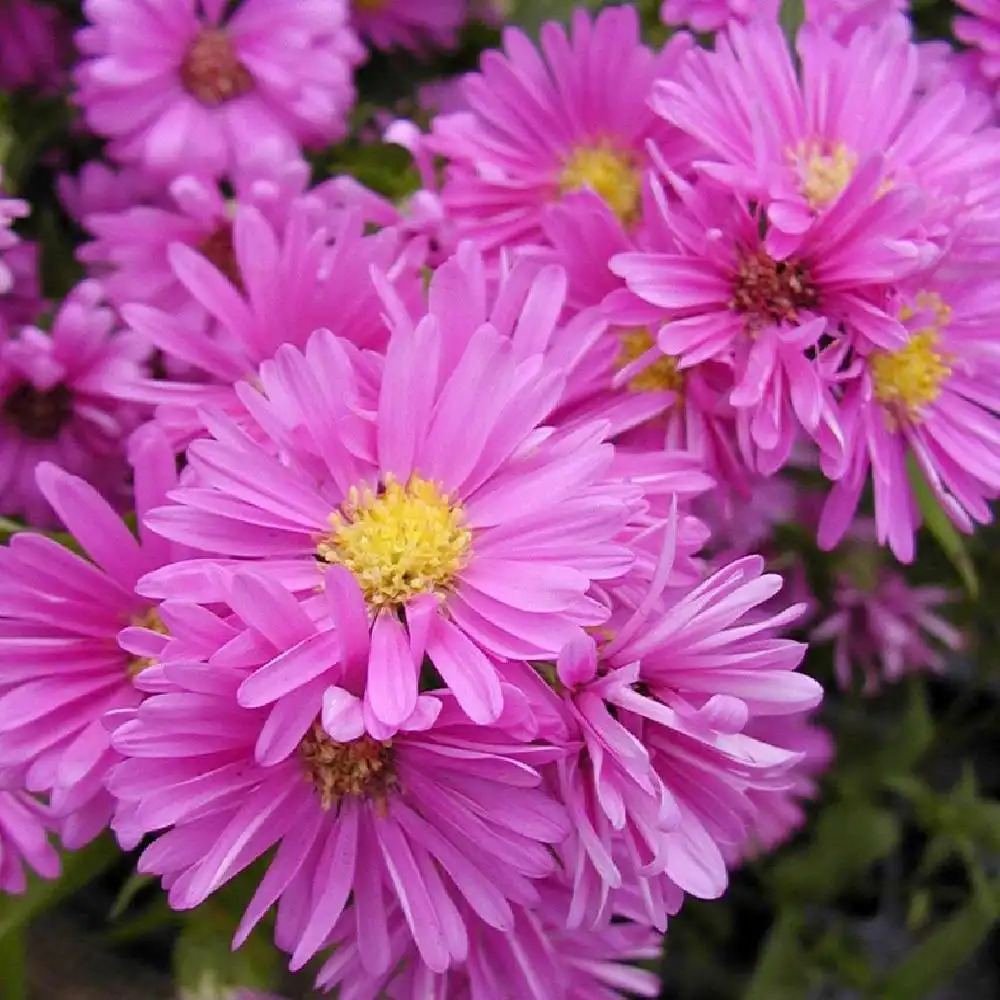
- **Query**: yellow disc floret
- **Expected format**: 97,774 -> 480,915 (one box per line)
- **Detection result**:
559,143 -> 642,224
871,330 -> 952,420
790,140 -> 858,210
615,328 -> 684,395
126,606 -> 169,679
317,474 -> 471,609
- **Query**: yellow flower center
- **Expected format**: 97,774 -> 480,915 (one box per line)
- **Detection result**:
790,141 -> 858,210
316,474 -> 471,609
615,328 -> 684,395
126,607 -> 169,679
871,330 -> 952,419
299,721 -> 396,810
559,143 -> 642,224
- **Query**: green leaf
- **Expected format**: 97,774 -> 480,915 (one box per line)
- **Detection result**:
744,908 -> 812,1000
0,835 -> 119,942
877,887 -> 999,999
779,0 -> 806,41
173,898 -> 282,999
108,870 -> 157,921
0,926 -> 26,1000
907,454 -> 979,598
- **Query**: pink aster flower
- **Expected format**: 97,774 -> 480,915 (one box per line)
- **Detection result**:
119,200 -> 424,447
139,249 -> 677,725
74,0 -> 363,180
805,0 -> 909,40
0,281 -> 147,526
429,6 -> 697,258
812,543 -> 963,690
317,887 -> 659,999
109,584 -> 569,977
0,426 -> 197,847
57,160 -> 164,228
955,0 -> 1000,110
0,173 -> 29,298
0,769 -> 60,894
0,0 -> 71,92
0,241 -> 45,334
660,0 -> 778,32
352,0 -> 468,53
817,274 -> 1000,561
651,19 -> 996,258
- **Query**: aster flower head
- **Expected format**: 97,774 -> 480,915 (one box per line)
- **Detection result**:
805,0 -> 910,40
109,581 -> 569,977
651,18 -> 995,258
955,0 -> 1000,110
317,887 -> 659,999
58,160 -> 165,228
140,248 -> 684,725
75,0 -> 364,180
660,0 -> 779,33
0,241 -> 45,335
0,0 -> 71,91
429,6 -> 697,258
0,280 -> 147,526
0,172 -> 29,298
812,533 -> 964,690
0,425 -> 197,847
817,272 -> 1000,561
0,769 -> 60,894
352,0 -> 469,53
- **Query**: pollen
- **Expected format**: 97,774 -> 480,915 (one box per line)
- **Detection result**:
871,330 -> 952,419
179,29 -> 254,108
559,143 -> 642,225
300,721 -> 397,810
126,606 -> 169,679
317,474 -> 472,609
615,328 -> 684,395
791,140 -> 858,210
730,248 -> 819,331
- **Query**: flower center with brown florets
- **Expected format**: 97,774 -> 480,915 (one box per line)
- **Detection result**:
730,248 -> 819,333
179,29 -> 254,108
317,474 -> 472,610
2,382 -> 73,440
196,222 -> 242,290
300,721 -> 397,810
559,143 -> 642,225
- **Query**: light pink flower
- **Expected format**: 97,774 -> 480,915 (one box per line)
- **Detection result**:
352,0 -> 468,53
57,160 -> 164,227
0,769 -> 60,894
429,6 -> 697,258
661,0 -> 778,32
956,0 -> 1000,111
74,0 -> 363,179
0,173 -> 29,298
0,426 -> 197,847
805,0 -> 909,39
0,281 -> 147,526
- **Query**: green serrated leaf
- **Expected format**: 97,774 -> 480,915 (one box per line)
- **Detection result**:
907,453 -> 979,598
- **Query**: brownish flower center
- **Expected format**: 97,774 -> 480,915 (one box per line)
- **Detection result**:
179,29 -> 254,108
299,721 -> 397,810
2,382 -> 73,440
730,249 -> 819,332
196,223 -> 242,290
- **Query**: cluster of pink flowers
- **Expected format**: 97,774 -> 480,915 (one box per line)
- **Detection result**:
0,0 -> 990,994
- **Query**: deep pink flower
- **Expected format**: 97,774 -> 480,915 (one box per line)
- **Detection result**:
652,19 -> 996,258
812,544 -> 963,689
119,200 -> 424,448
109,585 -> 569,976
0,281 -> 147,526
352,0 -> 468,52
0,426 -> 196,847
0,769 -> 60,894
139,251 -> 689,725
0,173 -> 29,299
317,887 -> 659,999
57,160 -> 164,227
956,0 -> 1000,111
0,241 -> 45,335
817,276 -> 1000,561
74,0 -> 363,179
660,0 -> 778,32
0,0 -> 71,92
429,6 -> 697,257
